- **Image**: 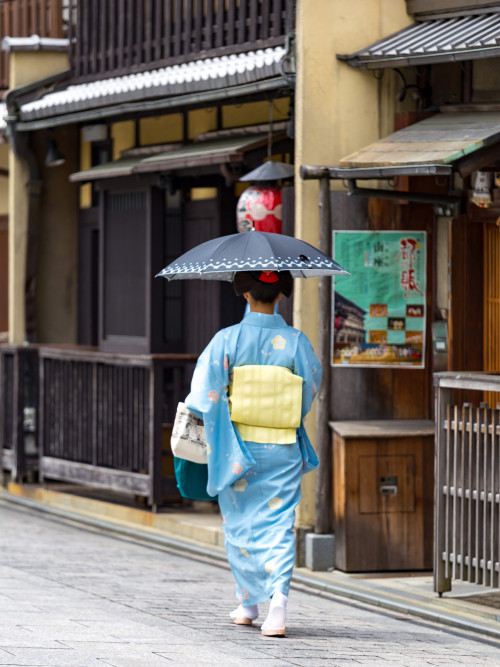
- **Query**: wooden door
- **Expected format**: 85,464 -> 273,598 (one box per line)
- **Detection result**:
183,198 -> 220,354
100,189 -> 148,352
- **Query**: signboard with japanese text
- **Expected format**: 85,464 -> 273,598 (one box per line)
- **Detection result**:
332,231 -> 427,368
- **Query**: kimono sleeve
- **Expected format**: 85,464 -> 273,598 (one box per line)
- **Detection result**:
294,332 -> 322,418
294,332 -> 322,474
184,329 -> 255,496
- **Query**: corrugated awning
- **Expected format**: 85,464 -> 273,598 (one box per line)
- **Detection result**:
70,157 -> 142,182
70,133 -> 272,183
134,134 -> 270,173
337,12 -> 500,69
336,112 -> 500,178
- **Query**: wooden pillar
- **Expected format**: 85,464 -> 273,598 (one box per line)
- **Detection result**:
315,176 -> 333,533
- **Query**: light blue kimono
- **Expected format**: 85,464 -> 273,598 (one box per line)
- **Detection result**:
185,311 -> 321,606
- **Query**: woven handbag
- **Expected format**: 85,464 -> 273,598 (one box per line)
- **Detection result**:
171,402 -> 207,464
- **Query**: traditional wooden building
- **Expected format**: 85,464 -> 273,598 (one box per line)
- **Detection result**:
0,0 -> 66,337
1,0 -> 295,506
298,0 -> 500,572
5,0 -> 499,579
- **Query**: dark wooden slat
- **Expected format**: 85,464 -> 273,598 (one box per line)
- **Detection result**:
71,0 -> 81,76
226,0 -> 235,44
144,0 -> 153,65
98,0 -> 107,78
136,0 -> 144,66
215,0 -> 224,48
80,0 -> 90,76
154,0 -> 163,61
116,0 -> 126,70
51,360 -> 57,458
260,0 -> 270,40
237,0 -> 247,43
64,361 -> 69,458
204,0 -> 214,50
125,365 -> 132,471
284,0 -> 294,34
90,0 -> 99,74
272,0 -> 282,38
132,368 -> 139,472
164,0 -> 172,58
249,0 -> 258,43
111,365 -> 117,469
38,357 -> 46,484
174,0 -> 182,56
92,362 -> 98,467
194,0 -> 203,51
184,0 -> 192,55
125,0 -> 134,67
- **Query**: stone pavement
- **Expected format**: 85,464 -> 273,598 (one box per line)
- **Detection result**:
1,500 -> 500,666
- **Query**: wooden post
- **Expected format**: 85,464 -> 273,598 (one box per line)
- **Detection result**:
434,374 -> 452,595
315,176 -> 333,534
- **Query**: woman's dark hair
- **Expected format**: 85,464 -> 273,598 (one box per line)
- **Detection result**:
233,271 -> 293,302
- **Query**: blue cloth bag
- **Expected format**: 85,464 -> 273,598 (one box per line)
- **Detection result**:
173,456 -> 213,501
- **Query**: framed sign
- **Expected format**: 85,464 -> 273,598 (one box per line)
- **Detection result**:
332,231 -> 427,368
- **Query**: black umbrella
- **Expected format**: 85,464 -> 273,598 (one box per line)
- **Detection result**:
156,230 -> 349,281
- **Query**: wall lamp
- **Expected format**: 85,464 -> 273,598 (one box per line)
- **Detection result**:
45,139 -> 66,167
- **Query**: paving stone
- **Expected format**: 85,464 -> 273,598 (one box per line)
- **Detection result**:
1,499 -> 500,666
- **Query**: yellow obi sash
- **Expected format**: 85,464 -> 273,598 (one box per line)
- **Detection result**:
229,365 -> 303,444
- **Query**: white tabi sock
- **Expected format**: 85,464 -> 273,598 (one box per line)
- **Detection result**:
261,591 -> 287,630
230,604 -> 259,621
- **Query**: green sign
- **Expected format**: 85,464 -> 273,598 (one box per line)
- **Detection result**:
333,231 -> 426,368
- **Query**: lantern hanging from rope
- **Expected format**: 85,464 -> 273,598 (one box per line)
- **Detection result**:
236,182 -> 284,234
236,102 -> 294,234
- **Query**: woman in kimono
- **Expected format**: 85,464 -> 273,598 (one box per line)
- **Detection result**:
184,270 -> 321,637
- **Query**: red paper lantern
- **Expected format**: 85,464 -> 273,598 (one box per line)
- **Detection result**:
236,185 -> 282,234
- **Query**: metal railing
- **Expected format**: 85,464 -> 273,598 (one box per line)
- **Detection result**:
68,0 -> 294,81
434,372 -> 500,593
0,0 -> 66,89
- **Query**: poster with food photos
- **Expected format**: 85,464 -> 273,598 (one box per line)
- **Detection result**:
332,231 -> 426,368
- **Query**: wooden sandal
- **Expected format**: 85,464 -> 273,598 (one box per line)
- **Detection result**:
261,627 -> 286,637
232,616 -> 253,626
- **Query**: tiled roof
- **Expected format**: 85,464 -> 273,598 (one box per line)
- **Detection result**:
338,12 -> 500,68
19,46 -> 287,121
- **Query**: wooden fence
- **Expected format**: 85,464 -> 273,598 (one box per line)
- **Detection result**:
68,0 -> 294,80
0,0 -> 66,89
434,372 -> 500,593
1,345 -> 196,509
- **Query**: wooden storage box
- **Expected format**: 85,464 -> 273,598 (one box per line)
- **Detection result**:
330,420 -> 434,572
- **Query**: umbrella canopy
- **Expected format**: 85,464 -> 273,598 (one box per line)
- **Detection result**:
156,230 -> 349,281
